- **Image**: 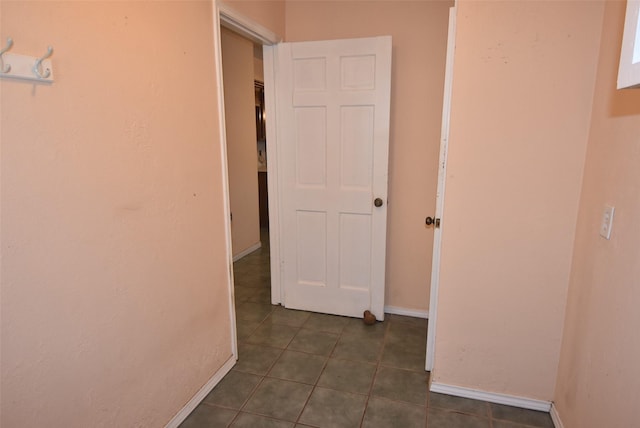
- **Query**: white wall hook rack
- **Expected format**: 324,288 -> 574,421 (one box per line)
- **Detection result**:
0,37 -> 54,83
0,37 -> 14,73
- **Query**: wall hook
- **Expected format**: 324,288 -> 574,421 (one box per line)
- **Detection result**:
0,37 -> 14,73
33,45 -> 53,79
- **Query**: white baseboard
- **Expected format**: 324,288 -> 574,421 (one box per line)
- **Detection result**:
550,403 -> 565,428
430,382 -> 552,412
384,305 -> 429,319
165,356 -> 236,428
232,241 -> 261,262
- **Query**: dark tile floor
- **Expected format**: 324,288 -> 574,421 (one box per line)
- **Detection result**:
181,230 -> 554,428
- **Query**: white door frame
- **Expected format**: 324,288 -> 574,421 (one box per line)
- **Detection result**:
262,46 -> 283,307
217,3 -> 284,308
213,0 -> 282,361
426,5 -> 456,372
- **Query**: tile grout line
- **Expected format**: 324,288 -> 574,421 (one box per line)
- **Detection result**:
291,320 -> 345,427
232,248 -> 434,428
357,316 -> 392,427
227,344 -> 281,426
294,317 -> 347,426
233,296 -> 288,425
425,366 -> 431,427
488,402 -> 494,428
234,250 -> 553,428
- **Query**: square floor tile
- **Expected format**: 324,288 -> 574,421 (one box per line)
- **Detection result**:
386,323 -> 427,348
332,334 -> 383,363
247,287 -> 273,304
303,313 -> 349,333
237,320 -> 261,341
362,396 -> 426,428
234,264 -> 267,279
267,307 -> 311,327
230,412 -> 295,428
203,371 -> 262,409
246,323 -> 299,348
288,329 -> 339,356
380,344 -> 425,372
427,407 -> 490,428
179,404 -> 238,428
490,404 -> 554,427
299,387 -> 367,428
371,366 -> 429,405
387,313 -> 428,329
233,275 -> 262,288
234,343 -> 282,375
243,378 -> 313,421
428,392 -> 489,417
343,318 -> 387,340
317,358 -> 376,395
232,264 -> 252,276
492,420 -> 543,428
268,350 -> 327,384
236,302 -> 275,323
234,287 -> 255,303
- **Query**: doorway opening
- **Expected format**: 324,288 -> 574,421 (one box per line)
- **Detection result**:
218,3 -> 456,372
255,80 -> 269,233
219,29 -> 277,344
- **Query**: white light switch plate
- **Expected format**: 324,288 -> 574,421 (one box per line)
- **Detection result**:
599,205 -> 615,240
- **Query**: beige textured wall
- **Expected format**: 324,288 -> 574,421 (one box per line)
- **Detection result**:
0,2 -> 232,426
285,0 -> 452,312
221,28 -> 261,257
433,1 -> 604,399
554,1 -> 640,426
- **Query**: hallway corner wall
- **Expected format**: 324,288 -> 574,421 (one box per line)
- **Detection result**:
434,0 -> 605,400
554,1 -> 640,426
1,2 -> 233,425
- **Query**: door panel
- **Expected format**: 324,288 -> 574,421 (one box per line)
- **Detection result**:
341,106 -> 374,189
295,108 -> 327,186
296,211 -> 327,286
276,36 -> 392,319
339,213 -> 372,291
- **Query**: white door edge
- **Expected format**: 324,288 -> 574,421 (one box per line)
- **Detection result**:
213,0 -> 283,360
263,46 -> 283,305
426,5 -> 457,372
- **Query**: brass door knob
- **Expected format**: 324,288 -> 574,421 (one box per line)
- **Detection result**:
426,217 -> 441,228
374,198 -> 384,207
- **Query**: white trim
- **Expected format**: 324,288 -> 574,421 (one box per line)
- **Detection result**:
430,382 -> 552,412
232,241 -> 262,262
218,1 -> 281,45
263,46 -> 282,306
617,0 -> 640,89
212,0 -> 238,364
164,356 -> 236,428
384,305 -> 428,319
550,403 -> 565,428
426,5 -> 457,372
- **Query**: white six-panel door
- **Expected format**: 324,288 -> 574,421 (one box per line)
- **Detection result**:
275,36 -> 392,320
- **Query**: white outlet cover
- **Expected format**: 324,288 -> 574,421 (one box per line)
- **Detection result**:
599,205 -> 615,240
